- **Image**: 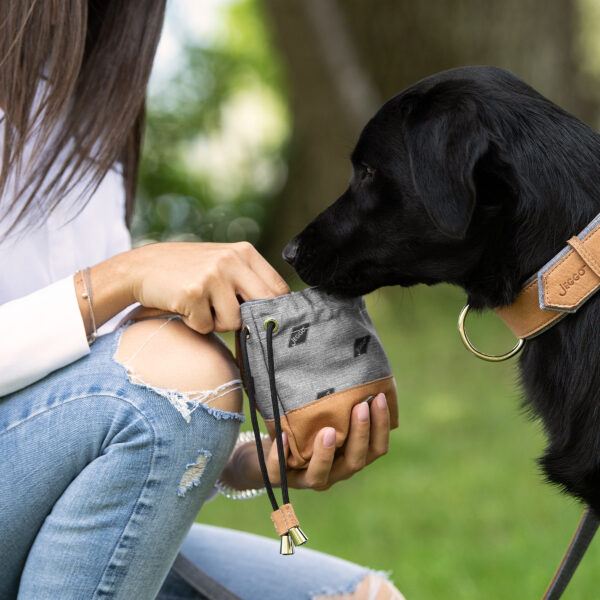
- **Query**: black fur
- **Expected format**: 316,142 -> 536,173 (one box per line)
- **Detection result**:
283,66 -> 600,512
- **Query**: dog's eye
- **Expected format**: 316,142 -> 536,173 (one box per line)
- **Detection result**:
360,164 -> 375,180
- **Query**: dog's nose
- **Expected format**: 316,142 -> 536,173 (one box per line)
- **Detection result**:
282,238 -> 300,265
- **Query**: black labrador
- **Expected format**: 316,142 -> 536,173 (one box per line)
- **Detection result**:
283,66 -> 600,514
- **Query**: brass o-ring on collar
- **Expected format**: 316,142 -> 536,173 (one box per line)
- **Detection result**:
458,304 -> 525,362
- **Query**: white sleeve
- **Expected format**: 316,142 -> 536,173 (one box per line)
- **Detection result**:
0,275 -> 90,397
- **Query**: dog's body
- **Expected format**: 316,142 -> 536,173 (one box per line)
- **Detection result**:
283,66 -> 600,513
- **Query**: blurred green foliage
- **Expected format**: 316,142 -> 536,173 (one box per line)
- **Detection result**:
134,0 -> 289,247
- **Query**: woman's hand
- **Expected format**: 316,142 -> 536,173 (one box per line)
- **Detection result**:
118,241 -> 290,333
129,241 -> 289,333
220,393 -> 391,492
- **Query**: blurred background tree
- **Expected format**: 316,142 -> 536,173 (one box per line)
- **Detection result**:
133,0 -> 290,249
136,2 -> 600,598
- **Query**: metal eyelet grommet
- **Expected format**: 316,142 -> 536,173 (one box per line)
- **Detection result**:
264,318 -> 279,333
458,304 -> 525,362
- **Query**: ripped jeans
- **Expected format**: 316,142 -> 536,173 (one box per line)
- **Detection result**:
0,320 -> 402,600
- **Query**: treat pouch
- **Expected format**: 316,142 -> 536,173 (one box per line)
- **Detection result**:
237,287 -> 399,469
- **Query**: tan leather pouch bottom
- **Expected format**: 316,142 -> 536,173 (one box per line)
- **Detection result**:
264,375 -> 398,469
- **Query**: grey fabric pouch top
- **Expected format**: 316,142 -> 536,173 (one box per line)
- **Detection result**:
238,287 -> 398,469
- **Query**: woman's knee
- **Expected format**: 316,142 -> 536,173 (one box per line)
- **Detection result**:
112,317 -> 243,497
113,316 -> 243,417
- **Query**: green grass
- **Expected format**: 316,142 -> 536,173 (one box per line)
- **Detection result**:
200,284 -> 596,599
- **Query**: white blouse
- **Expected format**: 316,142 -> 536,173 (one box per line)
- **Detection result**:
0,158 -> 133,396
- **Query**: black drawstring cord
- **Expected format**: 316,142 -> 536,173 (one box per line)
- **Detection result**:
266,320 -> 290,505
239,322 -> 306,554
239,323 -> 290,508
239,326 -> 278,512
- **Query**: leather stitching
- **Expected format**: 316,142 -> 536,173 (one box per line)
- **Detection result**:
543,250 -> 576,308
567,237 -> 600,277
521,310 -> 562,337
499,224 -> 600,338
543,226 -> 600,308
282,375 -> 394,417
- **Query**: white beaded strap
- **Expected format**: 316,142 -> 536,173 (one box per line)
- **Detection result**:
214,431 -> 270,500
80,267 -> 97,344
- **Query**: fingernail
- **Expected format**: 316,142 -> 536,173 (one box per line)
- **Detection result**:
357,402 -> 370,422
376,393 -> 387,410
323,428 -> 336,447
282,432 -> 288,446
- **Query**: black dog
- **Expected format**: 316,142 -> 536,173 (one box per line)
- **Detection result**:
283,66 -> 600,514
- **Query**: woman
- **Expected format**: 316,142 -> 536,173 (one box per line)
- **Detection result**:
0,2 -> 404,599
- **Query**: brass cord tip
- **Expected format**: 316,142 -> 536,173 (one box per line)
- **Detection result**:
288,526 -> 308,546
280,533 -> 295,555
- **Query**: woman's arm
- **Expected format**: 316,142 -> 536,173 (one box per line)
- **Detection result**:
0,241 -> 289,397
79,241 -> 289,335
1,241 -> 392,495
0,276 -> 91,396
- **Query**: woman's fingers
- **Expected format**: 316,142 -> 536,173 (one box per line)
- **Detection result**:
235,274 -> 281,305
329,401 -> 371,480
293,428 -> 337,490
249,394 -> 390,492
208,283 -> 244,332
130,241 -> 289,335
241,241 -> 291,298
234,263 -> 289,303
268,428 -> 337,491
185,253 -> 285,333
182,295 -> 214,334
302,394 -> 390,487
367,393 -> 390,463
266,431 -> 289,485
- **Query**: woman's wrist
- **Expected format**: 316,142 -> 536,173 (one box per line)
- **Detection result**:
215,431 -> 270,500
219,435 -> 270,491
74,250 -> 137,337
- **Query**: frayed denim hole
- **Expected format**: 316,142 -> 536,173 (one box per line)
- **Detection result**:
178,450 -> 212,497
111,320 -> 244,423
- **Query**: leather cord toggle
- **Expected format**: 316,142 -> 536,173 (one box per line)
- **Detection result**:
271,503 -> 308,554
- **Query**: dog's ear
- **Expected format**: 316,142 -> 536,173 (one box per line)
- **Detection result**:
405,101 -> 489,239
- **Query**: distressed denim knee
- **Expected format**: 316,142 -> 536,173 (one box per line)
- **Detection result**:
2,322 -> 243,600
111,315 -> 244,496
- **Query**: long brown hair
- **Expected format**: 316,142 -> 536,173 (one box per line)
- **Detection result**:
0,0 -> 166,234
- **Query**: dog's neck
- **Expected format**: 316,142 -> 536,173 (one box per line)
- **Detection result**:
462,135 -> 600,310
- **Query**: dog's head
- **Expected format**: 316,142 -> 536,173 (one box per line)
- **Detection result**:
283,66 -> 599,308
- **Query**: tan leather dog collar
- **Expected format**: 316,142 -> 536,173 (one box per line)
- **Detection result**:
459,213 -> 600,361
494,213 -> 600,340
